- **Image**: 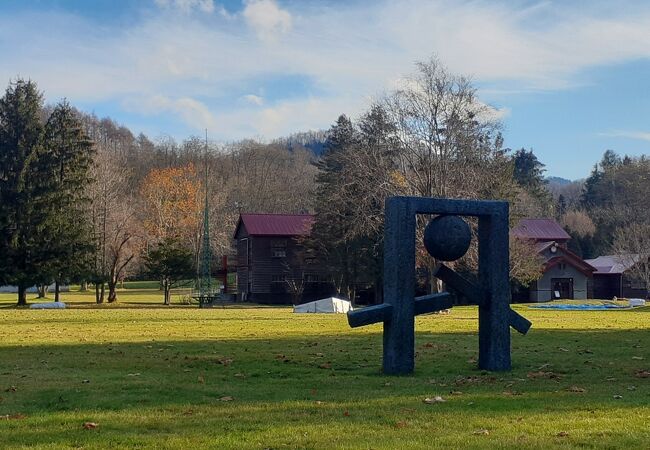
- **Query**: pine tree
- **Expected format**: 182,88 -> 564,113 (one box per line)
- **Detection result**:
41,101 -> 95,300
512,148 -> 553,214
0,79 -> 52,305
310,111 -> 400,303
310,115 -> 362,302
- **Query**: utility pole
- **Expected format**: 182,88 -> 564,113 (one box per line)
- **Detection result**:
196,129 -> 213,307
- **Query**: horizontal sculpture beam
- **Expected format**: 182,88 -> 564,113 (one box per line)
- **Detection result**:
508,309 -> 532,335
348,293 -> 452,329
434,263 -> 531,335
348,303 -> 393,328
414,292 -> 453,315
433,264 -> 485,305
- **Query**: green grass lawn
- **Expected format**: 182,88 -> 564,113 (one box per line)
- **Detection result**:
0,285 -> 193,308
0,278 -> 235,308
0,294 -> 648,449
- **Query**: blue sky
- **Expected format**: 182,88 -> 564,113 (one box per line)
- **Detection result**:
2,0 -> 650,179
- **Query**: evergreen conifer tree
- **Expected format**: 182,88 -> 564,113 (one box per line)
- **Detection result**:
42,101 -> 95,300
0,79 -> 52,305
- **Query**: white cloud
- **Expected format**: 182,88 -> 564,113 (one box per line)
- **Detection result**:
243,0 -> 292,41
599,130 -> 650,142
154,0 -> 215,14
4,1 -> 650,139
241,94 -> 264,106
124,95 -> 219,131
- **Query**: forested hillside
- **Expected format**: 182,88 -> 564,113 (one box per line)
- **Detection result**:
2,59 -> 649,305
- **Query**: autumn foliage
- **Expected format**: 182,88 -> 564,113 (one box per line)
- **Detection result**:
140,164 -> 203,243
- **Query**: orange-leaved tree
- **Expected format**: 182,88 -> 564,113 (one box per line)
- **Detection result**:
140,164 -> 203,284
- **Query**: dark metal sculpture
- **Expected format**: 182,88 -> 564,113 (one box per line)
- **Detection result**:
347,196 -> 531,374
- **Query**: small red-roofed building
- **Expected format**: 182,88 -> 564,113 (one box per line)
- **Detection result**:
584,254 -> 647,299
512,218 -> 596,302
233,213 -> 333,304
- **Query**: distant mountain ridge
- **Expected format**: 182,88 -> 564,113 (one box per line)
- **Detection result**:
546,176 -> 573,185
274,130 -> 328,156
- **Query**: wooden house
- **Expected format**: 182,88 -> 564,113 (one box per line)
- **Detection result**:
584,255 -> 648,299
512,219 -> 596,301
233,213 -> 333,304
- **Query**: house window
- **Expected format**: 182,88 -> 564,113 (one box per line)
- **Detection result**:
271,239 -> 287,258
239,238 -> 249,265
270,274 -> 288,293
304,274 -> 320,283
559,263 -> 566,271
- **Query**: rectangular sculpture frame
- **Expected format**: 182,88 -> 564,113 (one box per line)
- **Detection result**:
348,196 -> 524,375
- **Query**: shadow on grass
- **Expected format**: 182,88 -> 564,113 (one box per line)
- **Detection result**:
1,329 -> 647,411
0,328 -> 648,448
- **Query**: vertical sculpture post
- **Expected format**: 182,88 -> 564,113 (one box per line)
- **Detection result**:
383,197 -> 416,374
478,203 -> 511,371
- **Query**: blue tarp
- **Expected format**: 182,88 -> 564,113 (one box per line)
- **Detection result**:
529,304 -> 628,310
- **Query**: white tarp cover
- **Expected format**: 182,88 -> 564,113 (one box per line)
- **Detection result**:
293,297 -> 352,314
30,302 -> 66,309
629,298 -> 646,307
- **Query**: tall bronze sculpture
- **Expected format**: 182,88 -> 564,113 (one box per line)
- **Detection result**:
348,197 -> 531,374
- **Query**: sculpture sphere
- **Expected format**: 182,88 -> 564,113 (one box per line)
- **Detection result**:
423,215 -> 471,261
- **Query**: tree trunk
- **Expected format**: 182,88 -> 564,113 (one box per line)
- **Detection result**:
164,280 -> 171,305
37,284 -> 48,298
54,280 -> 60,302
100,283 -> 106,303
347,285 -> 357,308
95,283 -> 102,304
107,280 -> 118,303
80,281 -> 88,292
427,260 -> 443,294
17,285 -> 27,306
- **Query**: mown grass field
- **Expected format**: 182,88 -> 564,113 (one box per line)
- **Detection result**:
0,291 -> 648,449
0,284 -> 194,308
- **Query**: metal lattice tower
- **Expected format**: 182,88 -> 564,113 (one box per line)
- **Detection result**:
196,131 -> 213,304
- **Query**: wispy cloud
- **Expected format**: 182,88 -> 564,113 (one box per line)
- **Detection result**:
3,1 -> 650,139
241,94 -> 264,106
599,130 -> 650,142
123,95 -> 219,131
154,0 -> 215,14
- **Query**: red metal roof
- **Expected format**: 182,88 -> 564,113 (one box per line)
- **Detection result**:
235,213 -> 314,237
584,254 -> 639,274
512,219 -> 571,241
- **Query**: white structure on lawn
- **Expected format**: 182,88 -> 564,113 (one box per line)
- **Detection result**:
293,297 -> 352,313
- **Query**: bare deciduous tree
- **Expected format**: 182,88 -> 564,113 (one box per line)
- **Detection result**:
105,201 -> 142,302
561,210 -> 596,237
382,57 -> 517,292
87,149 -> 133,302
613,222 -> 650,294
509,237 -> 545,287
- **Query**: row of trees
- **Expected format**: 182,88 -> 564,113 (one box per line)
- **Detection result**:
3,58 -> 648,305
309,59 -> 546,301
0,78 -> 319,305
0,80 -> 94,305
0,63 -> 562,306
308,60 -> 650,299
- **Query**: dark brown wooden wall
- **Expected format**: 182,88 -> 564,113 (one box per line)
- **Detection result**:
235,231 -> 333,303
